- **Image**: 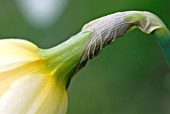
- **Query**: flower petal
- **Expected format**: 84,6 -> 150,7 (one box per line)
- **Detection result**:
0,39 -> 41,72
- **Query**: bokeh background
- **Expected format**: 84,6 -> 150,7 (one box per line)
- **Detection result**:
0,0 -> 170,114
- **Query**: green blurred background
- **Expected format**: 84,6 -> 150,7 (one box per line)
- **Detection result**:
0,0 -> 170,114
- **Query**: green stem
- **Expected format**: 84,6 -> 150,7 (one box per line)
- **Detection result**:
39,11 -> 170,88
154,27 -> 170,66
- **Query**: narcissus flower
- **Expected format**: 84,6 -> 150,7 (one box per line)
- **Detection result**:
0,11 -> 169,114
0,39 -> 68,114
0,32 -> 92,114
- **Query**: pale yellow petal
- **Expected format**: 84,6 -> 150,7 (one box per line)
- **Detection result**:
27,77 -> 67,114
0,74 -> 46,114
0,39 -> 68,114
0,39 -> 41,72
0,62 -> 67,114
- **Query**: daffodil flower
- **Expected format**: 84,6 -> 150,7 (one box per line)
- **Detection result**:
0,11 -> 169,114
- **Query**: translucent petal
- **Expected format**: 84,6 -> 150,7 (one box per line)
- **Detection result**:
0,62 -> 67,114
0,39 -> 41,72
0,39 -> 67,114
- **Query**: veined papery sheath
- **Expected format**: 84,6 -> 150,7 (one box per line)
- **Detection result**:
0,11 -> 169,114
